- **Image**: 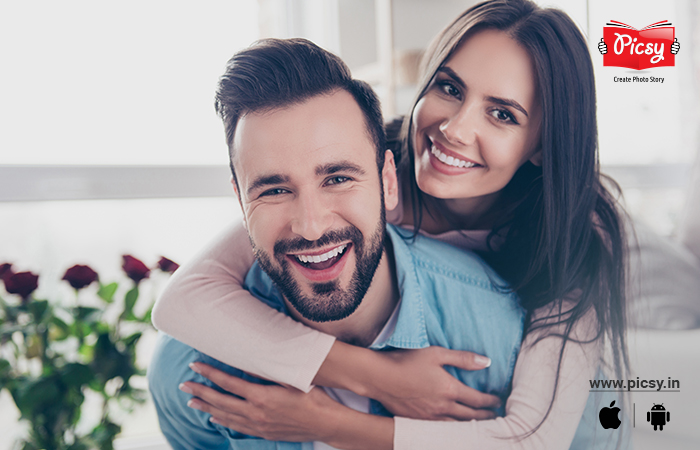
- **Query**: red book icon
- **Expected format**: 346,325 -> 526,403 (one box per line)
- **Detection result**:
603,20 -> 675,70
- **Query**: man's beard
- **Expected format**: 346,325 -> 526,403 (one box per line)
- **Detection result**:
253,217 -> 386,323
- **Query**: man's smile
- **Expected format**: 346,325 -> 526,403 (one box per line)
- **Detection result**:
286,243 -> 353,282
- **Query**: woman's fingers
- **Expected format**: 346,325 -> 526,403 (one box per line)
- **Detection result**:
190,362 -> 259,399
436,347 -> 491,371
180,381 -> 249,414
187,396 -> 257,435
446,402 -> 498,421
450,381 -> 502,410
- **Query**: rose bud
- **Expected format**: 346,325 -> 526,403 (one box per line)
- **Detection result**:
157,256 -> 179,274
62,264 -> 99,290
0,263 -> 13,281
5,271 -> 39,301
122,255 -> 150,283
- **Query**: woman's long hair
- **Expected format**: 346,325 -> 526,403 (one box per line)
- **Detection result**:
398,0 -> 629,436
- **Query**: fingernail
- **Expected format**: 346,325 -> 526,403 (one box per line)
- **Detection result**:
179,383 -> 193,394
210,417 -> 220,425
474,355 -> 491,368
187,399 -> 201,410
189,362 -> 201,373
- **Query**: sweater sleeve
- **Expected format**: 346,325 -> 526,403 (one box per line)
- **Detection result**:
394,304 -> 601,450
150,222 -> 335,392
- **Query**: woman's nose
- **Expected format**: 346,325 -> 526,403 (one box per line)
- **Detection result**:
438,104 -> 477,146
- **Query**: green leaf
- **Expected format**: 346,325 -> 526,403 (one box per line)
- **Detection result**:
121,287 -> 139,321
90,419 -> 121,450
74,306 -> 102,324
60,363 -> 94,388
13,376 -> 62,417
49,316 -> 71,341
121,332 -> 142,348
97,283 -> 118,304
66,440 -> 90,450
78,342 -> 94,360
140,307 -> 153,324
27,300 -> 50,324
0,358 -> 10,390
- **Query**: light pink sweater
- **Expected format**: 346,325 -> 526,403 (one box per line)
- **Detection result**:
151,207 -> 601,449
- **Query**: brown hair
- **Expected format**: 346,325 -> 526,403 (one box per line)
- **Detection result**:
214,38 -> 386,187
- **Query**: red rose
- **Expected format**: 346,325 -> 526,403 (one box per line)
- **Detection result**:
157,256 -> 179,274
122,255 -> 150,283
5,271 -> 39,301
0,263 -> 13,281
62,264 -> 99,290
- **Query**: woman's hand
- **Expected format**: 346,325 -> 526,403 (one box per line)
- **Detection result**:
315,343 -> 501,421
181,362 -> 393,450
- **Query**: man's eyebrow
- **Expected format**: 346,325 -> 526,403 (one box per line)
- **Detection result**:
246,174 -> 290,196
315,161 -> 366,177
438,66 -> 529,118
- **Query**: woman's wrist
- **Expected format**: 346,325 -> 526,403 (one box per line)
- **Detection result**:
324,409 -> 394,450
312,340 -> 384,399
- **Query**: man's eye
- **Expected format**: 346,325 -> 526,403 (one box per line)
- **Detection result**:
260,188 -> 289,197
326,176 -> 350,186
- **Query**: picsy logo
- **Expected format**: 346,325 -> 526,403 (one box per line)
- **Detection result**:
598,20 -> 680,70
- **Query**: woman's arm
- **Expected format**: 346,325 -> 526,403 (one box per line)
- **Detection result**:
152,222 -> 500,414
183,305 -> 601,450
151,222 -> 335,392
394,305 -> 602,449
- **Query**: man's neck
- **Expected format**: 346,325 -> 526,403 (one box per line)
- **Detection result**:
285,241 -> 399,348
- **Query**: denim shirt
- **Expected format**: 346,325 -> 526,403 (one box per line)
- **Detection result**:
149,225 -> 525,450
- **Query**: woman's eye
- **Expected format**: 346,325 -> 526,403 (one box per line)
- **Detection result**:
490,108 -> 518,124
326,176 -> 350,186
437,81 -> 461,99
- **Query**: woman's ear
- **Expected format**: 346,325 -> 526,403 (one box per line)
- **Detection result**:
382,150 -> 399,210
529,149 -> 543,167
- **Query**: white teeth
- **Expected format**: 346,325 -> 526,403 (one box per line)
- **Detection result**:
295,244 -> 347,264
430,145 -> 477,168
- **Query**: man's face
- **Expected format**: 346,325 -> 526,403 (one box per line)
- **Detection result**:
232,90 -> 398,322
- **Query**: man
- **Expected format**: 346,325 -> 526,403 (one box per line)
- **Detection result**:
148,38 -> 524,449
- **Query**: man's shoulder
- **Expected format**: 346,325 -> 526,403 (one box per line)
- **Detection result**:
148,333 -> 204,397
387,224 -> 511,295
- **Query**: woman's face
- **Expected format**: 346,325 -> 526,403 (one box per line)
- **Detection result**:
412,29 -> 542,204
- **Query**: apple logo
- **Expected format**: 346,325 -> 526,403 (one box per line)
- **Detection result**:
599,400 -> 622,429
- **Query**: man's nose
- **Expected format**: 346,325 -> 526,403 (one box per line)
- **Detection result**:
290,192 -> 334,242
438,103 -> 478,146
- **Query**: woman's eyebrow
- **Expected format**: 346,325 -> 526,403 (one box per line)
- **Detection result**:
438,66 -> 529,118
437,67 -> 466,90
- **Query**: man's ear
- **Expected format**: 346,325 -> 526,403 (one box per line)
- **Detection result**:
230,176 -> 248,230
382,150 -> 399,211
230,175 -> 238,196
529,149 -> 542,167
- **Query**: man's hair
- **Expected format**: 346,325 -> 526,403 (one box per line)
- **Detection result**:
215,38 -> 386,187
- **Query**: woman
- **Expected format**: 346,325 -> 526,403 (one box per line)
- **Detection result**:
152,0 -> 629,448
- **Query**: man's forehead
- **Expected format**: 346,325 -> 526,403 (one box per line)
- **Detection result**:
232,90 -> 375,187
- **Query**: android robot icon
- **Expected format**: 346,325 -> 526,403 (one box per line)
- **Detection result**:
647,403 -> 670,430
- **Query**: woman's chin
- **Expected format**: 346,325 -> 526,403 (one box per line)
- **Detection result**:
415,173 -> 456,200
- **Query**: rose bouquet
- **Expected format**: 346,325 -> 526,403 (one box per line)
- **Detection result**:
0,255 -> 178,450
